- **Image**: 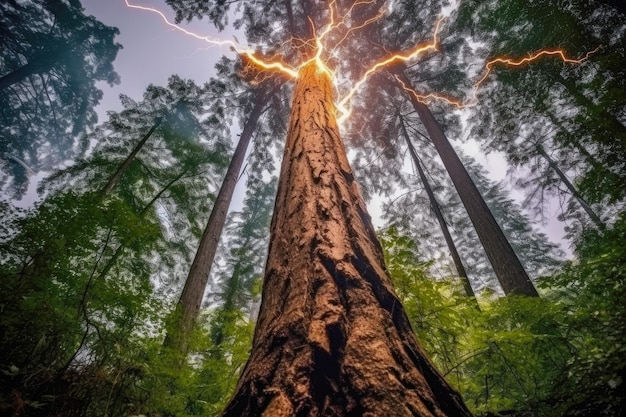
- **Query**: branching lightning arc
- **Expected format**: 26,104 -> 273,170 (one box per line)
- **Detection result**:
124,0 -> 598,124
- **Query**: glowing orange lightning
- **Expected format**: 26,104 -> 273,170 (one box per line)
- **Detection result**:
475,47 -> 601,91
303,0 -> 388,80
123,0 -> 404,121
398,47 -> 600,109
336,17 -> 445,124
124,0 -> 598,123
123,0 -> 299,79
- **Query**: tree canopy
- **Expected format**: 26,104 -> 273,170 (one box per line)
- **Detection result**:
0,0 -> 121,198
0,0 -> 624,416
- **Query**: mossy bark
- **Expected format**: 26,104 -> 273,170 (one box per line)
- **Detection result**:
221,61 -> 472,417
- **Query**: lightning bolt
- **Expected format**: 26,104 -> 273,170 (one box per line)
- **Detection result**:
335,17 -> 445,124
303,0 -> 388,79
470,47 -> 601,100
123,0 -> 299,79
398,47 -> 600,109
124,0 -> 598,124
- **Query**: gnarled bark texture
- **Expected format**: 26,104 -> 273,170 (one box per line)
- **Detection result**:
221,62 -> 472,417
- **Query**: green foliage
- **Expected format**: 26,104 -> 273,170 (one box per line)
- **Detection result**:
380,223 -> 625,417
380,226 -> 478,378
41,76 -> 232,304
111,310 -> 254,417
0,188 -> 257,416
459,297 -> 575,415
0,0 -> 121,197
1,1 -> 623,416
537,213 -> 626,416
0,191 -> 161,415
457,0 -> 626,217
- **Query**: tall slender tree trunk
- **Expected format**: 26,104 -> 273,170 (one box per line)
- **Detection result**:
535,145 -> 605,230
395,72 -> 538,297
544,112 -> 607,173
210,262 -> 244,348
544,112 -> 626,195
399,118 -> 476,299
92,170 -> 189,286
164,85 -> 278,355
222,61 -> 472,417
101,116 -> 163,196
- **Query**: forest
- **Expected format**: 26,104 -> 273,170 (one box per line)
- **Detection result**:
0,0 -> 625,416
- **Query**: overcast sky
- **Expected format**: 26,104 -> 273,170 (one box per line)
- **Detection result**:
79,0 -> 571,254
79,0 -> 256,213
83,0 -> 235,119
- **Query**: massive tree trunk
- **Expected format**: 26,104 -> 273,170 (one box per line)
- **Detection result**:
221,61 -> 472,417
395,72 -> 538,298
399,118 -> 476,300
164,85 -> 278,355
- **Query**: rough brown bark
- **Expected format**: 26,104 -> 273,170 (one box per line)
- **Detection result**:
399,119 -> 476,300
221,62 -> 472,417
164,85 -> 278,355
395,72 -> 538,298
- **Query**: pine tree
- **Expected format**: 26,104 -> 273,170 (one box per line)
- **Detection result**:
0,0 -> 120,197
164,81 -> 282,355
222,61 -> 471,417
456,0 -> 626,208
400,118 -> 475,299
396,71 -> 539,297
